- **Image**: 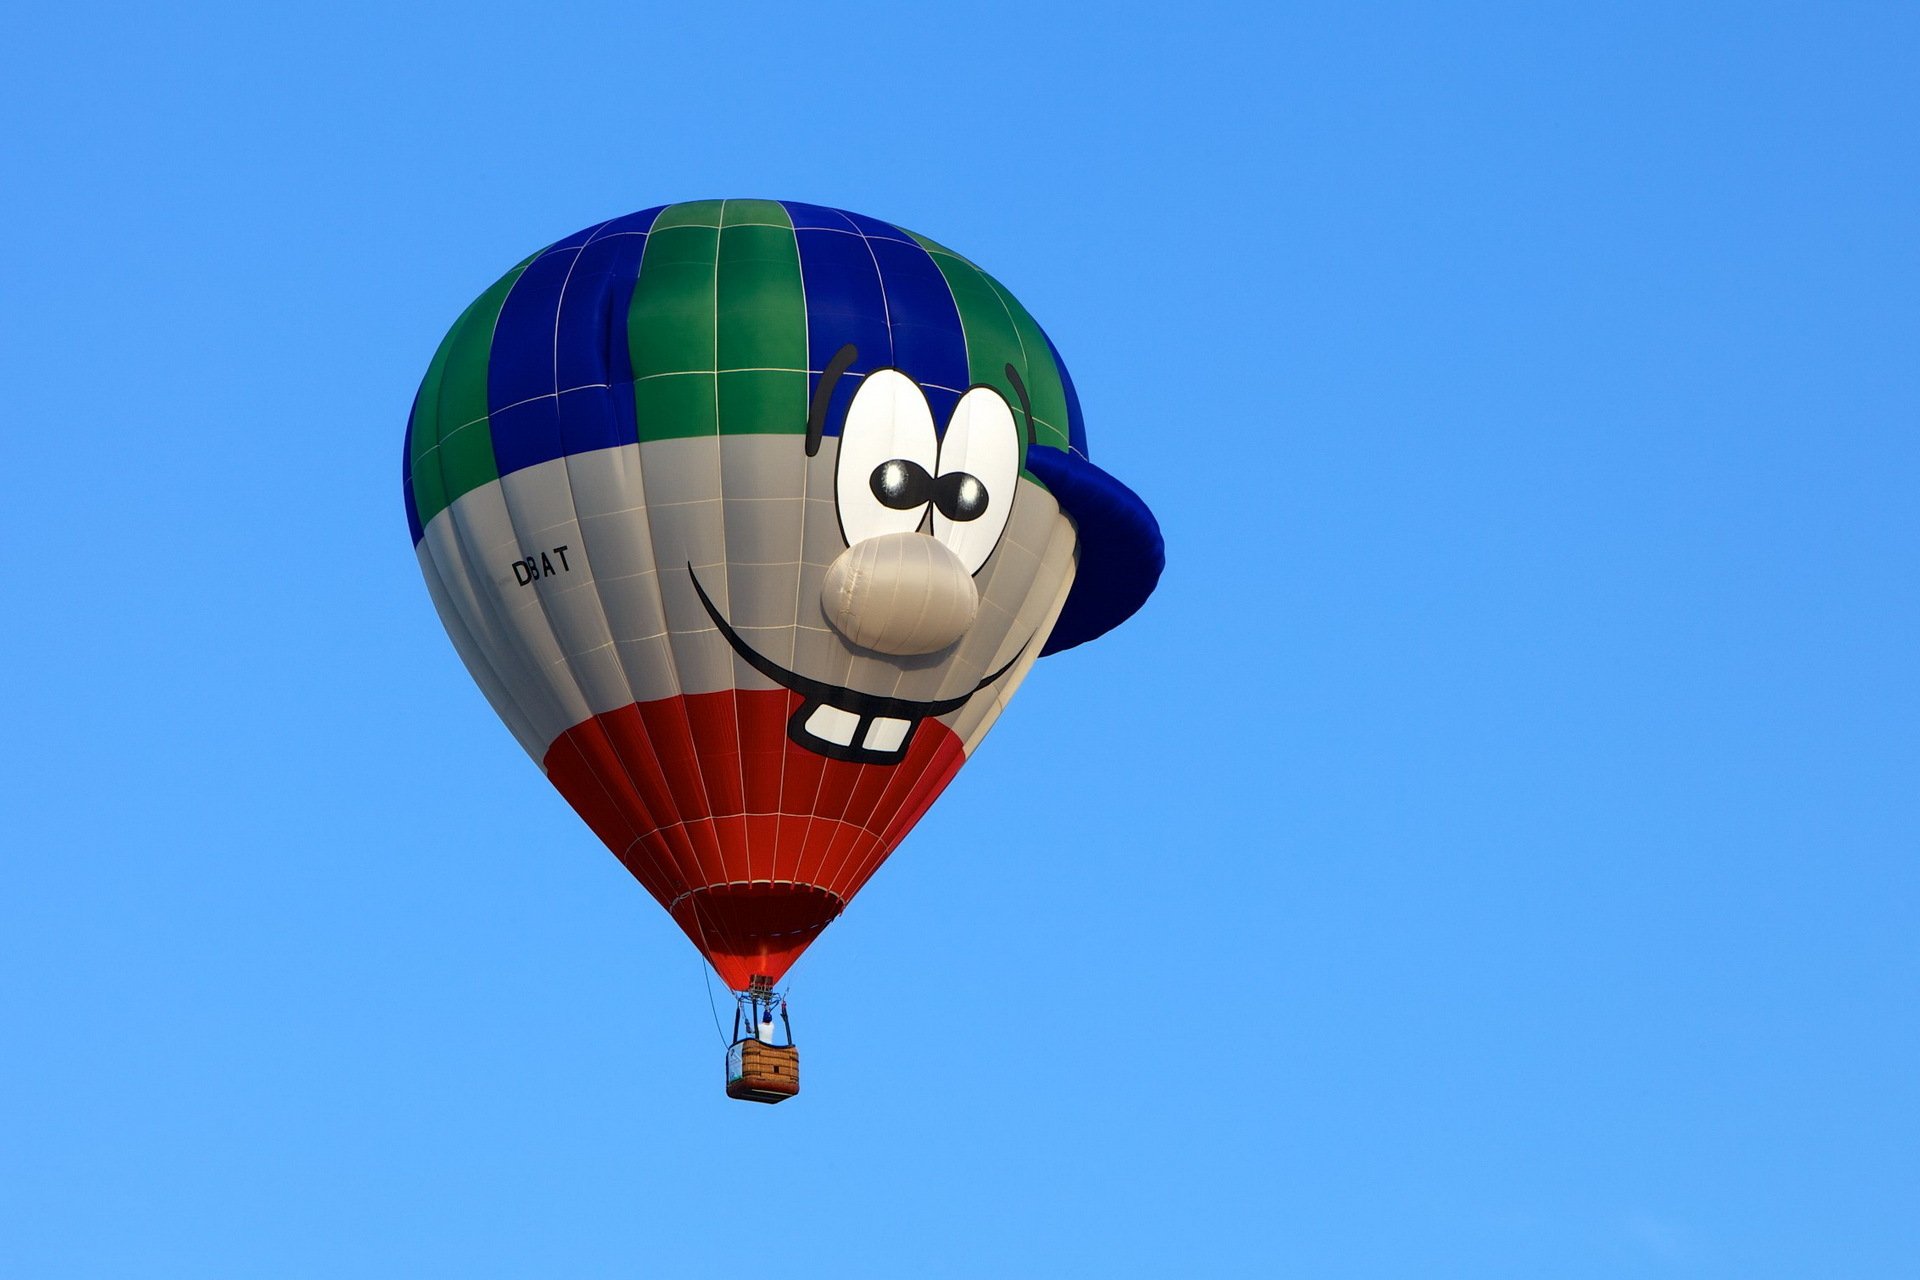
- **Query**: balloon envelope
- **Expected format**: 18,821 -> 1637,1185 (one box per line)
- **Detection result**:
405,200 -> 1161,989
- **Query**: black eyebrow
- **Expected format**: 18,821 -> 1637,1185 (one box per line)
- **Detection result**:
805,343 -> 860,457
1002,363 -> 1037,450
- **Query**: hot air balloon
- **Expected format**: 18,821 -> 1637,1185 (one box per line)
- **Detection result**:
403,200 -> 1162,1100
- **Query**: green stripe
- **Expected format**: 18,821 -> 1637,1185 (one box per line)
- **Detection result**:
719,198 -> 790,228
717,203 -> 806,436
980,277 -> 1073,452
409,252 -> 537,527
908,233 -> 1073,455
629,200 -> 807,441
628,200 -> 720,440
651,199 -> 726,232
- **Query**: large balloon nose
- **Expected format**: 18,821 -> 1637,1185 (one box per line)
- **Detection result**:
821,532 -> 979,655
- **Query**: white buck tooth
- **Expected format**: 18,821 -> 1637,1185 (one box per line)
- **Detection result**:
805,702 -> 861,746
863,717 -> 911,752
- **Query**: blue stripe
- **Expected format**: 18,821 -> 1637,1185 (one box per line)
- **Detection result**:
478,202 -> 977,469
401,403 -> 422,543
782,201 -> 861,233
840,209 -> 918,245
866,229 -> 968,425
553,207 -> 660,463
785,202 -> 888,440
486,208 -> 663,478
545,222 -> 602,253
486,236 -> 581,476
783,203 -> 969,432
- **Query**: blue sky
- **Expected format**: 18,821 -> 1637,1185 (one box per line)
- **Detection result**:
3,2 -> 1915,1275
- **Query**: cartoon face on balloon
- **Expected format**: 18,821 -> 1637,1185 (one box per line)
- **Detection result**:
692,355 -> 1064,768
405,201 -> 1160,989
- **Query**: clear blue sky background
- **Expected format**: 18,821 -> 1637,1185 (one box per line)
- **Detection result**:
3,3 -> 1915,1276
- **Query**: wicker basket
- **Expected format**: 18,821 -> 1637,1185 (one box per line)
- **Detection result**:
726,1039 -> 800,1103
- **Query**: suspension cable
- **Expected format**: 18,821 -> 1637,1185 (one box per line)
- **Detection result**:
700,953 -> 727,1047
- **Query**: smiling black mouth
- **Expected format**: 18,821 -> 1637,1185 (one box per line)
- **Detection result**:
689,564 -> 1025,765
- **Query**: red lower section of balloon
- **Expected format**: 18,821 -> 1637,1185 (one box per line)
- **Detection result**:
542,688 -> 967,990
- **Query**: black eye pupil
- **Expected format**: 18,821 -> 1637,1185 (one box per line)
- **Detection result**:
870,459 -> 932,509
868,462 -> 990,522
933,471 -> 988,522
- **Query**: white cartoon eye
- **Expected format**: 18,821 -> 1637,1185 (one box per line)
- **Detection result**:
931,386 -> 1020,574
835,369 -> 938,547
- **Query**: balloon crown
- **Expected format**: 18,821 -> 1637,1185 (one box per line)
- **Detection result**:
404,199 -> 1161,652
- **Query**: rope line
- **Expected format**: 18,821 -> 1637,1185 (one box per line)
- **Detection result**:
700,951 -> 728,1047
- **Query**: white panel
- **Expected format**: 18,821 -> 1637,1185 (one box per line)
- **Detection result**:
567,445 -> 682,707
497,457 -> 632,715
951,518 -> 1078,756
566,440 -> 647,523
639,436 -> 744,698
416,542 -> 549,762
421,495 -> 581,752
922,474 -> 1063,707
419,436 -> 1082,777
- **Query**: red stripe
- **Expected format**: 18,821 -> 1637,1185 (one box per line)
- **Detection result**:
543,688 -> 966,990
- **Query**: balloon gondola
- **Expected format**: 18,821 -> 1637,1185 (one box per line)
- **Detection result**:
725,977 -> 799,1104
403,200 -> 1163,1100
